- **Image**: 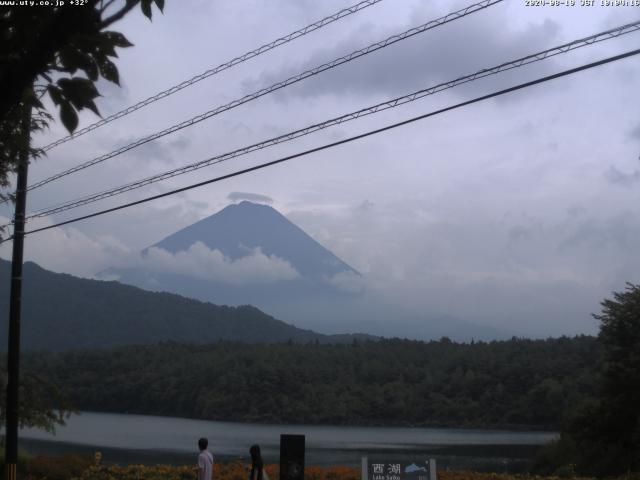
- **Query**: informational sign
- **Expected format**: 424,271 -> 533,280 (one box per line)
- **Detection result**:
362,457 -> 436,480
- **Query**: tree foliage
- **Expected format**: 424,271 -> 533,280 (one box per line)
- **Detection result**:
23,336 -> 600,430
535,283 -> 640,477
0,0 -> 164,432
0,367 -> 74,433
0,0 -> 164,201
572,283 -> 640,476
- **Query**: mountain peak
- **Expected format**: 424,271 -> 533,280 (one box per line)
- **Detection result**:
236,200 -> 271,208
146,202 -> 357,279
224,200 -> 274,212
213,200 -> 281,223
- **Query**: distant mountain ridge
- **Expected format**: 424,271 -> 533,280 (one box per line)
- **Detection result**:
0,259 -> 372,352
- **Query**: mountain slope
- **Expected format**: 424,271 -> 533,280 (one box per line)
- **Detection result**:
99,201 -> 508,341
0,259 -> 365,352
150,201 -> 357,279
101,201 -> 362,328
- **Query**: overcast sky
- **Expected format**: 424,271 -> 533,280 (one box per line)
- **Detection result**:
2,0 -> 639,337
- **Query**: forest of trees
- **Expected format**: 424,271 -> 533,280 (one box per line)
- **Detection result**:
22,335 -> 599,430
534,284 -> 640,476
7,283 -> 638,477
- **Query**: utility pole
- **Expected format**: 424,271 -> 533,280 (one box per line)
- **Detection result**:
5,104 -> 31,480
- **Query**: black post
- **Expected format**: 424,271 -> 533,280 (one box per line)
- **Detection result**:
279,434 -> 305,480
5,106 -> 30,480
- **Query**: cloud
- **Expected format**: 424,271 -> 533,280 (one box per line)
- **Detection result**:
255,6 -> 560,100
139,242 -> 298,285
604,163 -> 640,187
0,216 -> 133,278
115,134 -> 190,165
325,271 -> 365,293
558,212 -> 640,255
227,192 -> 274,204
286,198 -> 640,337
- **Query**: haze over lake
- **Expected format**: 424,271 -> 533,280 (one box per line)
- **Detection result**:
20,412 -> 557,469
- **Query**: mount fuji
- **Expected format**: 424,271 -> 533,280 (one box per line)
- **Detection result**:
101,201 -> 362,329
101,201 -> 507,340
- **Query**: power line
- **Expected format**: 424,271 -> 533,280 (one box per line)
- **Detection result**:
38,0 -> 385,152
25,0 -> 504,193
24,20 -> 640,220
8,47 -> 638,242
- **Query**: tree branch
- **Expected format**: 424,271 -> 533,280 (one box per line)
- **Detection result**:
100,1 -> 139,29
99,0 -> 118,14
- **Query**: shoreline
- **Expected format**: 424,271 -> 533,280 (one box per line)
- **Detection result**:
15,411 -> 555,473
20,437 -> 544,472
62,409 -> 560,433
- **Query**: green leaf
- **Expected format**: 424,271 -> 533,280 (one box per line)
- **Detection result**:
58,46 -> 79,74
60,46 -> 99,81
141,0 -> 152,19
100,41 -> 117,58
59,101 -> 78,133
84,99 -> 100,117
78,53 -> 99,81
57,77 -> 100,110
85,61 -> 99,81
99,58 -> 119,85
102,31 -> 134,48
47,86 -> 63,106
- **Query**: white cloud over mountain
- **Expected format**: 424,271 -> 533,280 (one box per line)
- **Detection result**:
138,242 -> 299,285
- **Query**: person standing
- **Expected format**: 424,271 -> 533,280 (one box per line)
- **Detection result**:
196,437 -> 214,480
249,444 -> 268,480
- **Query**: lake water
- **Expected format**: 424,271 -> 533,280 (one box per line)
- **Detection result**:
19,412 -> 557,471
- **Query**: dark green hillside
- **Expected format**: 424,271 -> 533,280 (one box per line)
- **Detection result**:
0,259 -> 359,350
24,336 -> 600,429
